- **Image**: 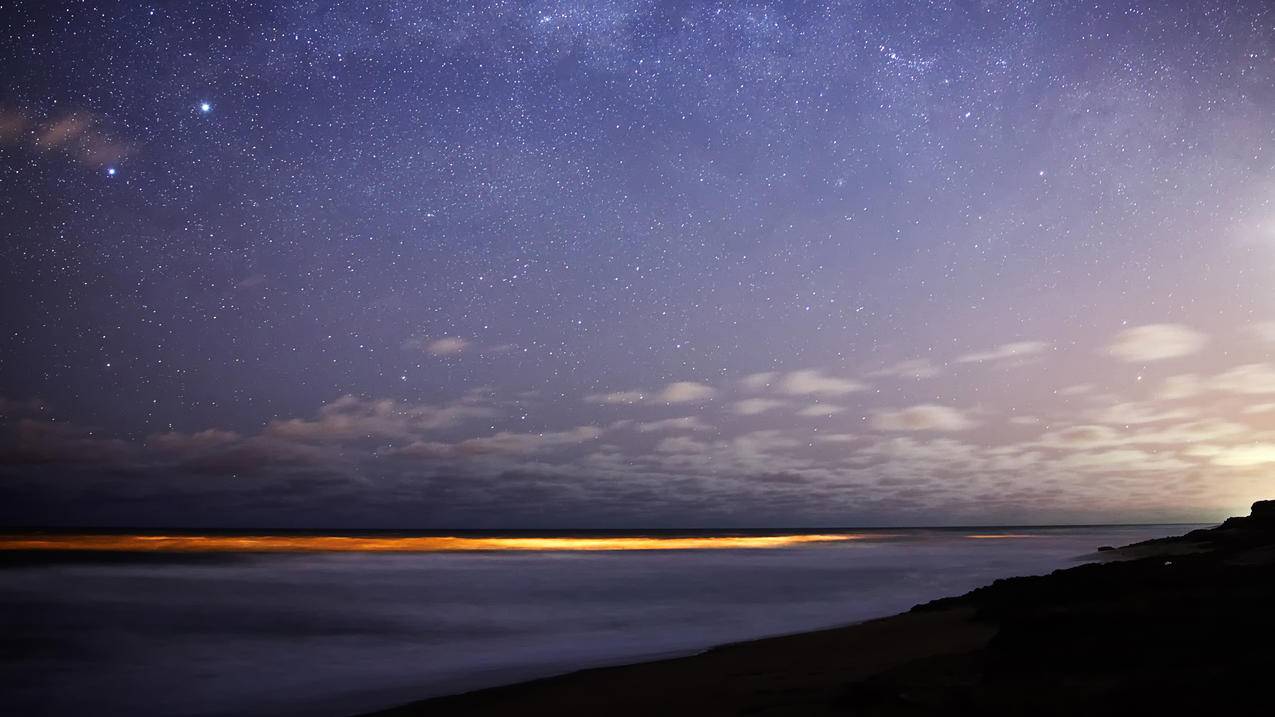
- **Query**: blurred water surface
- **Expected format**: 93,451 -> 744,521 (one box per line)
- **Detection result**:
0,525 -> 1190,716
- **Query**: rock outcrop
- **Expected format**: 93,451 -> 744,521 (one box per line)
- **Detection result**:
837,500 -> 1275,715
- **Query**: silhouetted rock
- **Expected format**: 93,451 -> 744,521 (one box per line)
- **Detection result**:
1250,499 -> 1275,520
866,500 -> 1275,715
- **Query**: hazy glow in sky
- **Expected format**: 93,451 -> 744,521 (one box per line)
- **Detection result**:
0,533 -> 858,552
1,1 -> 1273,526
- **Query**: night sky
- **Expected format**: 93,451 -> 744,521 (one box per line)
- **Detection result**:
2,1 -> 1273,528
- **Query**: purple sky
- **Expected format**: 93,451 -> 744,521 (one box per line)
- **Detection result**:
2,1 -> 1273,527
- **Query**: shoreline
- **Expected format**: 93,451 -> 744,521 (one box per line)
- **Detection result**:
358,502 -> 1275,716
360,607 -> 996,717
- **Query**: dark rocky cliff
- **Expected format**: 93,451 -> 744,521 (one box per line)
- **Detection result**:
837,501 -> 1275,715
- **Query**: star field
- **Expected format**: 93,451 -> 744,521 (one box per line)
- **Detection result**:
1,1 -> 1274,527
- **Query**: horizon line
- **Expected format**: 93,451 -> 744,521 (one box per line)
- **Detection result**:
0,521 -> 1212,534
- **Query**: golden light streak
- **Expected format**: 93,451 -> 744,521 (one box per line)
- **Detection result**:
0,533 -> 859,553
964,534 -> 1040,539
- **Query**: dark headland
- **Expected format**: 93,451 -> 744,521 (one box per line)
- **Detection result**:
363,501 -> 1275,716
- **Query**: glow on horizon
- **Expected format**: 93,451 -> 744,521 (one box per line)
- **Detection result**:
0,533 -> 860,553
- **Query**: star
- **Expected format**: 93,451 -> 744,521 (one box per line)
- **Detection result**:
0,0 -> 1270,532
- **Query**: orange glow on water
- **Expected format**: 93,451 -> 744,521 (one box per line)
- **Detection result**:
964,533 -> 1039,539
0,533 -> 859,553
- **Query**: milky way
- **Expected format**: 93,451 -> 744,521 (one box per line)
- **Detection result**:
2,1 -> 1274,527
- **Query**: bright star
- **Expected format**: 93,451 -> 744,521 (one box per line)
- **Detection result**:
199,102 -> 212,113
106,167 -> 117,176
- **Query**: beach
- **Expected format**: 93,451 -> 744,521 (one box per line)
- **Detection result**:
366,502 -> 1275,716
0,525 -> 1175,716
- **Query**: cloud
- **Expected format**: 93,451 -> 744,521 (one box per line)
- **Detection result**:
737,369 -> 866,398
0,110 -> 27,141
653,435 -> 712,455
147,429 -> 242,453
739,372 -> 778,391
425,337 -> 469,355
36,115 -> 90,148
1038,424 -> 1123,449
1106,324 -> 1207,362
585,390 -> 646,405
388,426 -> 603,458
1208,444 -> 1275,467
10,301 -> 1275,526
146,431 -> 333,474
1208,363 -> 1275,395
586,381 -> 716,405
1147,364 -> 1275,399
1250,322 -> 1275,343
871,405 -> 977,432
1156,374 -> 1202,400
459,426 -> 602,455
797,404 -> 846,417
658,381 -> 717,403
1087,402 -> 1194,425
853,435 -> 982,467
956,341 -> 1048,364
1,107 -> 131,167
635,417 -> 714,433
0,419 -> 135,466
1137,420 -> 1251,445
870,358 -> 942,379
1037,419 -> 1250,450
777,369 -> 866,396
1055,449 -> 1189,473
816,433 -> 858,444
732,398 -> 788,415
0,415 -> 340,477
265,395 -> 494,442
0,396 -> 48,417
731,430 -> 803,455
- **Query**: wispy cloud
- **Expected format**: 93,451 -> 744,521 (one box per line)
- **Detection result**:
871,405 -> 977,432
390,426 -> 603,458
1208,363 -> 1275,395
658,381 -> 717,403
425,337 -> 469,355
869,358 -> 942,379
585,381 -> 717,405
635,416 -> 714,433
265,395 -> 494,442
797,404 -> 846,417
956,341 -> 1049,364
0,107 -> 131,167
732,398 -> 788,416
776,369 -> 866,396
1106,324 -> 1207,362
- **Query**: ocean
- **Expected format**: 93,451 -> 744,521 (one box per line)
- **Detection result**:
0,525 -> 1193,716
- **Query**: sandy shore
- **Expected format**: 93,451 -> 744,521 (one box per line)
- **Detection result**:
365,607 -> 992,716
363,501 -> 1275,716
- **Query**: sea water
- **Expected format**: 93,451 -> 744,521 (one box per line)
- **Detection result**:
0,525 -> 1191,716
